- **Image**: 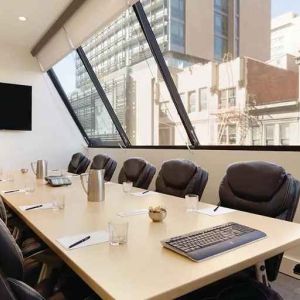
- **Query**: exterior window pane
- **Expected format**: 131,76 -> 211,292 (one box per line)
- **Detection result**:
214,36 -> 228,61
265,125 -> 275,146
214,0 -> 228,13
252,126 -> 261,145
52,52 -> 122,146
188,91 -> 196,113
228,124 -> 237,144
214,13 -> 228,37
280,123 -> 290,145
199,88 -> 207,111
228,88 -> 236,107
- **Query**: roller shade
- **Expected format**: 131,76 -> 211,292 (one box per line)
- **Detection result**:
35,0 -> 139,71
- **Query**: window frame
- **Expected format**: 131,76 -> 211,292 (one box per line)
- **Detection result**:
48,1 -> 300,152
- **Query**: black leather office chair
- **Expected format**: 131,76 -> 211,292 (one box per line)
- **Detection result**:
118,158 -> 156,189
0,196 -> 45,258
68,152 -> 90,175
90,154 -> 117,181
219,161 -> 300,282
155,159 -> 208,199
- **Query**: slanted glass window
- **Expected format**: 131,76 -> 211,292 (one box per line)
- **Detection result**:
52,52 -> 123,146
81,4 -> 189,146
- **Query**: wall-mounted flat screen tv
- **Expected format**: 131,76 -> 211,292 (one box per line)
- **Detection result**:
0,82 -> 32,131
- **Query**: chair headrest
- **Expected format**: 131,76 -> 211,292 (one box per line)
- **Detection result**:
161,160 -> 197,189
70,153 -> 84,168
123,158 -> 146,181
227,161 -> 286,201
92,154 -> 111,169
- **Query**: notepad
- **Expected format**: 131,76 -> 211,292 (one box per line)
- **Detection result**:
57,231 -> 109,250
194,206 -> 236,216
117,209 -> 148,217
131,191 -> 157,197
19,203 -> 55,211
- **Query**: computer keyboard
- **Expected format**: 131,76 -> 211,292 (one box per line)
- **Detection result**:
161,222 -> 266,262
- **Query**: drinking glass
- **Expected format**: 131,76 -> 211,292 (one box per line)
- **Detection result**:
24,179 -> 36,195
185,194 -> 199,212
108,220 -> 128,245
53,194 -> 65,210
123,181 -> 133,193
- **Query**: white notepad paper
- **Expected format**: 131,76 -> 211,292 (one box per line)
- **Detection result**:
117,209 -> 148,217
195,206 -> 236,216
57,231 -> 109,250
19,203 -> 55,211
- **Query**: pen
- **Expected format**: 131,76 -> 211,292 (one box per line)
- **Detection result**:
142,190 -> 149,194
69,236 -> 91,249
4,189 -> 20,194
26,205 -> 43,211
214,201 -> 221,212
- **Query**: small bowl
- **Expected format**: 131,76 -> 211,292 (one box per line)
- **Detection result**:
149,210 -> 167,222
21,168 -> 29,174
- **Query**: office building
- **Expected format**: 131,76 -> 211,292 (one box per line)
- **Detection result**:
1,1 -> 300,299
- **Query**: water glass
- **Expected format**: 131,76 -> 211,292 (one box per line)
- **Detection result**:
123,181 -> 133,193
53,194 -> 65,210
185,194 -> 199,212
24,180 -> 36,194
108,220 -> 128,245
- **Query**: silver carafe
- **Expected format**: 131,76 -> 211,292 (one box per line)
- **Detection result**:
31,160 -> 48,179
80,169 -> 105,202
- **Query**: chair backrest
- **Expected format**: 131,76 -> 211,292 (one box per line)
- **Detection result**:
155,159 -> 208,198
0,196 -> 7,224
0,271 -> 16,300
0,219 -> 24,280
118,158 -> 156,189
219,161 -> 300,281
67,153 -> 90,175
90,154 -> 117,181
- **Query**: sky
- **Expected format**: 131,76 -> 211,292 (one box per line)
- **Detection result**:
272,0 -> 300,17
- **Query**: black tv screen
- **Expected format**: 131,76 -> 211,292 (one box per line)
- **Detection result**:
0,82 -> 32,131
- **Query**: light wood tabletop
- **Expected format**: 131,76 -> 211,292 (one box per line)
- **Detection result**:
2,171 -> 300,299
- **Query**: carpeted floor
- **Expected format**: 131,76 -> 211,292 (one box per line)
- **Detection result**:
272,273 -> 300,299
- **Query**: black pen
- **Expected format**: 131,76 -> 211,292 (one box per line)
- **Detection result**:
142,190 -> 149,194
214,201 -> 221,212
69,236 -> 91,249
26,205 -> 43,211
5,189 -> 20,194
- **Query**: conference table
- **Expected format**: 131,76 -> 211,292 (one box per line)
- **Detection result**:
2,171 -> 300,300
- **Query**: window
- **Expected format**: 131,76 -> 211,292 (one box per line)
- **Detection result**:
188,91 -> 196,113
218,124 -> 236,144
52,52 -> 123,146
265,125 -> 275,146
50,0 -> 300,148
199,88 -> 207,111
219,88 -> 236,109
81,4 -> 190,146
280,123 -> 290,145
252,126 -> 261,145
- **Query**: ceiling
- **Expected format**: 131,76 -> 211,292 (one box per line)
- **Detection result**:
0,0 -> 72,50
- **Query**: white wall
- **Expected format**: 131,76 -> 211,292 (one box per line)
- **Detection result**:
0,44 -> 86,170
88,147 -> 300,269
